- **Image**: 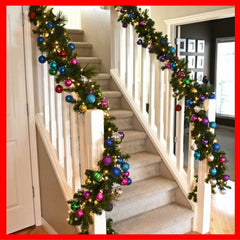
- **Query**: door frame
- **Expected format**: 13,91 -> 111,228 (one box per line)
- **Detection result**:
22,6 -> 42,226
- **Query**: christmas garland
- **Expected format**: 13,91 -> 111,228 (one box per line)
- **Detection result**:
115,6 -> 231,202
28,6 -> 131,234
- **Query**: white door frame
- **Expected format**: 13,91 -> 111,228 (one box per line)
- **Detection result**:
22,6 -> 42,226
164,7 -> 234,234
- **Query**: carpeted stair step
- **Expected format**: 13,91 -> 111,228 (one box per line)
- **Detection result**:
73,42 -> 92,57
120,130 -> 147,154
112,203 -> 193,234
106,176 -> 178,223
102,91 -> 122,109
67,29 -> 84,42
129,152 -> 161,182
91,74 -> 111,91
109,110 -> 134,130
77,57 -> 101,72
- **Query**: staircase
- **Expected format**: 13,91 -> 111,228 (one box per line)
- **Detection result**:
67,29 -> 194,234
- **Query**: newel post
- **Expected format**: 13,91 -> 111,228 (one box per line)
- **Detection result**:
81,109 -> 106,234
193,99 -> 215,233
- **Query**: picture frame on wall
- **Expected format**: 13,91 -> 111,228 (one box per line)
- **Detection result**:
196,72 -> 204,82
179,39 -> 186,52
189,71 -> 195,80
179,55 -> 186,61
197,40 -> 205,53
197,56 -> 204,68
187,39 -> 196,52
187,56 -> 195,69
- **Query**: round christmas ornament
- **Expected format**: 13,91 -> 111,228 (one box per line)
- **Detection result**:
55,85 -> 63,93
186,99 -> 194,107
140,21 -> 145,26
148,45 -> 153,51
159,56 -> 165,62
71,202 -> 80,211
121,178 -> 128,185
70,58 -> 78,65
68,43 -> 75,50
85,178 -> 92,185
166,63 -> 171,69
37,36 -> 44,44
207,154 -> 214,162
114,187 -> 123,197
76,209 -> 84,218
178,72 -> 184,77
175,104 -> 182,111
222,174 -> 230,182
171,62 -> 176,69
105,203 -> 113,212
191,88 -> 198,93
202,117 -> 209,125
59,50 -> 67,57
127,178 -> 132,185
49,61 -> 58,70
194,151 -> 201,159
209,168 -> 217,176
86,94 -> 96,104
194,106 -> 201,113
137,39 -> 143,45
64,79 -> 72,87
183,78 -> 190,85
65,95 -> 73,102
117,157 -> 124,165
199,94 -> 206,101
28,11 -> 36,19
79,104 -> 87,113
118,131 -> 125,139
104,139 -> 113,147
210,179 -> 217,185
213,143 -> 220,151
191,115 -> 198,122
58,66 -> 66,75
202,139 -> 209,145
128,13 -> 133,18
122,23 -> 128,28
83,191 -> 91,199
101,99 -> 109,106
219,156 -> 226,163
49,69 -> 57,75
47,21 -> 54,28
191,144 -> 197,151
121,162 -> 130,171
208,93 -> 215,99
111,167 -> 121,177
120,7 -> 125,13
38,55 -> 46,63
102,156 -> 113,166
169,47 -> 176,54
123,170 -> 130,177
92,171 -> 103,182
111,132 -> 121,142
81,75 -> 89,82
116,138 -> 122,144
209,122 -> 217,129
96,192 -> 104,201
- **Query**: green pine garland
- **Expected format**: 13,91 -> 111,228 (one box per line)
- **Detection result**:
28,6 -> 130,234
115,6 -> 231,200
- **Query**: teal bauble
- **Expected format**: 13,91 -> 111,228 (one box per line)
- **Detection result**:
121,162 -> 130,171
49,61 -> 58,70
194,151 -> 201,159
209,168 -> 217,176
86,94 -> 96,104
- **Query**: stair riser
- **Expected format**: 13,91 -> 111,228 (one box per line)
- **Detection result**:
106,98 -> 122,110
67,32 -> 83,42
131,163 -> 160,182
78,61 -> 101,72
94,79 -> 110,91
121,139 -> 146,154
75,46 -> 92,57
112,118 -> 133,131
107,189 -> 176,222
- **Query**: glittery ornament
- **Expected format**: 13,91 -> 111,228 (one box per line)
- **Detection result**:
71,202 -> 80,211
28,11 -> 36,19
65,95 -> 73,102
114,187 -> 123,197
81,75 -> 89,82
101,99 -> 109,106
202,139 -> 209,145
207,154 -> 214,162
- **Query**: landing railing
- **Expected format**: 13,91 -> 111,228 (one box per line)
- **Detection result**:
110,6 -> 214,233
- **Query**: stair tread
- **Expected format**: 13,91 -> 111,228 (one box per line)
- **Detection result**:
121,130 -> 146,142
130,151 -> 161,168
67,29 -> 84,33
77,57 -> 101,63
109,109 -> 133,118
113,203 -> 193,234
91,73 -> 111,80
72,42 -> 92,48
102,91 -> 122,98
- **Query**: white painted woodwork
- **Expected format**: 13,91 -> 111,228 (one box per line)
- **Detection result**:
7,6 -> 35,233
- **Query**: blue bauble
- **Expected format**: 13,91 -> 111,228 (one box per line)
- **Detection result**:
194,151 -> 201,159
38,55 -> 46,63
162,40 -> 167,45
58,66 -> 66,75
213,143 -> 220,151
121,162 -> 130,171
111,167 -> 121,177
208,93 -> 215,99
209,122 -> 217,129
68,43 -> 75,50
117,157 -> 124,165
169,47 -> 176,54
47,21 -> 54,28
209,168 -> 217,176
86,94 -> 96,104
127,178 -> 132,185
165,55 -> 170,59
49,61 -> 58,70
37,36 -> 44,44
104,139 -> 113,147
170,62 -> 176,69
105,203 -> 113,211
65,95 -> 73,102
128,13 -> 133,19
186,99 -> 194,106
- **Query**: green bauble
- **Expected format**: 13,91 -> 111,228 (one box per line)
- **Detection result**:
49,68 -> 57,75
71,202 -> 80,211
183,78 -> 190,85
116,138 -> 122,144
92,171 -> 103,182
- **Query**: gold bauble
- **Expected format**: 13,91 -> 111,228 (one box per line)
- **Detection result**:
115,6 -> 121,12
85,178 -> 92,184
79,104 -> 87,113
191,88 -> 198,93
172,93 -> 177,98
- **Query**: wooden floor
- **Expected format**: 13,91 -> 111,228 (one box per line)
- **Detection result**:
13,181 -> 235,235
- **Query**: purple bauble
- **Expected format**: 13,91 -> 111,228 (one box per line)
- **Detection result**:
178,72 -> 185,77
140,21 -> 145,26
219,157 -> 226,163
120,7 -> 125,13
123,170 -> 130,177
222,174 -> 230,182
90,90 -> 94,94
102,156 -> 112,166
191,115 -> 198,122
202,139 -> 209,145
105,203 -> 113,211
148,45 -> 153,51
122,23 -> 128,28
137,39 -> 142,45
199,94 -> 206,101
96,192 -> 104,201
202,117 -> 209,125
118,131 -> 124,139
83,191 -> 90,199
159,56 -> 165,62
76,209 -> 84,218
121,178 -> 128,185
101,99 -> 109,106
70,58 -> 78,65
64,79 -> 72,87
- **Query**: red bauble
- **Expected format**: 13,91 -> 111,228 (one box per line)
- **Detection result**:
55,85 -> 63,93
28,11 -> 36,19
175,104 -> 182,111
59,50 -> 67,58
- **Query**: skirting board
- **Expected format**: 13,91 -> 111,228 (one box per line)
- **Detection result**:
41,218 -> 58,234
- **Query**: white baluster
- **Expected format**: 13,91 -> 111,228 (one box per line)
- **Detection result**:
149,54 -> 156,129
187,124 -> 195,188
133,32 -> 139,104
119,27 -> 126,83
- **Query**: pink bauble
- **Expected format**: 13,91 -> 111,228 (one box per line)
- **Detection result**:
90,90 -> 94,94
191,115 -> 198,122
76,209 -> 84,218
121,178 -> 128,185
178,72 -> 184,77
101,100 -> 109,106
148,45 -> 153,50
70,58 -> 78,65
123,171 -> 130,177
166,63 -> 171,69
96,192 -> 104,201
83,191 -> 90,199
219,157 -> 226,163
64,79 -> 72,87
